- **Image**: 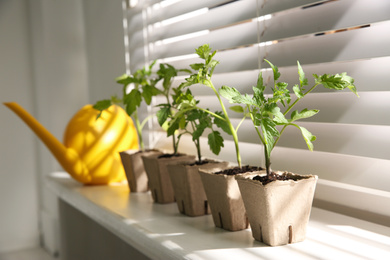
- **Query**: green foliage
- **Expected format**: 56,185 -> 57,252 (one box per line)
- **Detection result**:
93,99 -> 112,119
219,59 -> 359,175
154,63 -> 192,155
159,85 -> 225,162
179,44 -> 243,167
93,61 -> 161,150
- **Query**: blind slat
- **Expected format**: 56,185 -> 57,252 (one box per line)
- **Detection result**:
125,0 -> 390,219
261,0 -> 390,42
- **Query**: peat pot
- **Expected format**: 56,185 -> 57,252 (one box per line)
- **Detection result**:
198,168 -> 249,231
120,149 -> 162,192
142,153 -> 195,204
236,171 -> 318,246
168,160 -> 229,217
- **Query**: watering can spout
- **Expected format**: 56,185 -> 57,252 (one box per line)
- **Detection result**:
4,102 -> 92,183
4,102 -> 138,184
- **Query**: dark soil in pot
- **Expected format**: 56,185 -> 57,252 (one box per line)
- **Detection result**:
214,165 -> 263,175
253,171 -> 312,185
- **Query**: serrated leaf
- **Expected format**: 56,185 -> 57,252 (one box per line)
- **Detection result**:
315,74 -> 350,91
340,73 -> 359,97
253,112 -> 262,126
208,131 -> 224,155
292,124 -> 316,151
167,119 -> 180,137
232,93 -> 254,106
93,99 -> 112,111
261,118 -> 280,137
208,59 -> 219,76
260,118 -> 278,157
110,95 -> 122,105
179,74 -> 199,88
142,85 -> 160,105
190,63 -> 204,70
195,44 -> 211,60
116,74 -> 135,85
347,85 -> 359,97
186,109 -> 202,121
93,99 -> 112,119
219,86 -> 241,103
156,107 -> 171,126
270,82 -> 290,106
179,115 -> 187,129
273,111 -> 288,125
263,103 -> 279,115
124,89 -> 142,116
214,111 -> 232,135
297,61 -> 308,87
293,84 -> 304,99
256,72 -> 266,92
229,105 -> 244,113
265,59 -> 281,81
290,109 -> 319,122
192,120 -> 208,141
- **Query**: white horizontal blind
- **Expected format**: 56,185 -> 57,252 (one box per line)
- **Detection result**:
124,0 -> 390,222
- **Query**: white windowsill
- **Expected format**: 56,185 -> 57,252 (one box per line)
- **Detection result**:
46,172 -> 390,260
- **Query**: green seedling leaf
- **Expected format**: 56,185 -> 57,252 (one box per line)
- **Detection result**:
208,59 -> 219,77
93,99 -> 112,119
293,84 -> 304,99
142,85 -> 160,105
192,120 -> 208,141
260,118 -> 279,157
229,105 -> 244,113
270,82 -> 290,106
297,61 -> 308,88
256,71 -> 266,92
110,95 -> 122,105
214,111 -> 232,135
116,74 -> 135,85
167,118 -> 180,137
190,63 -> 204,71
124,89 -> 142,116
314,73 -> 358,93
208,130 -> 224,155
290,109 -> 319,122
156,106 -> 171,126
93,99 -> 112,111
219,86 -> 241,103
292,124 -> 316,151
265,59 -> 281,81
273,111 -> 289,125
261,117 -> 280,137
195,44 -> 212,60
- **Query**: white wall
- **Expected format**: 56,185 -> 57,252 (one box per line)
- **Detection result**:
0,0 -> 125,255
0,0 -> 40,252
82,0 -> 126,103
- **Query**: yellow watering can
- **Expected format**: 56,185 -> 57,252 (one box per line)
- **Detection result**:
4,102 -> 138,185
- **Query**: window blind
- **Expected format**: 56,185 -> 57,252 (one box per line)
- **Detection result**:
123,0 -> 390,222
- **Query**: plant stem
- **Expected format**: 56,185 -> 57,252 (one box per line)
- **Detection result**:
190,121 -> 202,163
208,79 -> 242,168
248,106 -> 270,175
283,83 -> 319,116
195,107 -> 226,121
235,115 -> 247,133
133,108 -> 144,151
194,139 -> 201,163
264,145 -> 271,176
140,114 -> 154,130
